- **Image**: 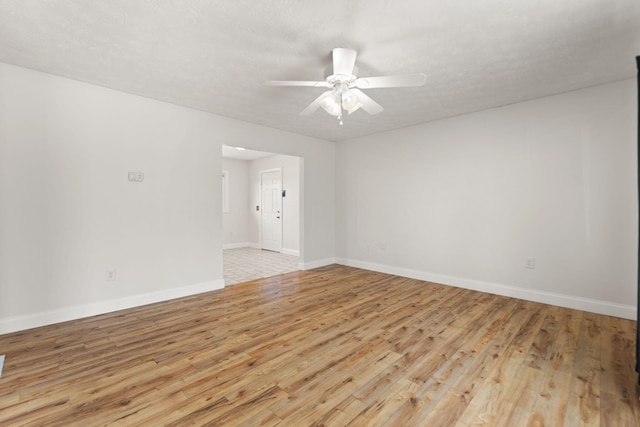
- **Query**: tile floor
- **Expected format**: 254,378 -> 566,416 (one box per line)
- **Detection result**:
223,246 -> 300,285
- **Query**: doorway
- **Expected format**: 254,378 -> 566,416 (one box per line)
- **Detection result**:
221,145 -> 302,285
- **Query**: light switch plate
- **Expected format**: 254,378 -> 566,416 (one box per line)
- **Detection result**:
127,171 -> 144,182
0,354 -> 5,379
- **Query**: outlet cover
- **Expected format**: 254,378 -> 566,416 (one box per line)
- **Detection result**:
525,257 -> 536,269
106,269 -> 117,281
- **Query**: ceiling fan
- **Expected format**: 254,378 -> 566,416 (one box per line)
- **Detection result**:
264,48 -> 426,125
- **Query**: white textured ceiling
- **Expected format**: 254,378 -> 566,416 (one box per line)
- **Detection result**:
0,1 -> 638,142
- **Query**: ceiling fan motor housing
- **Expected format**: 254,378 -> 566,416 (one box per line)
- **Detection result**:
324,67 -> 358,83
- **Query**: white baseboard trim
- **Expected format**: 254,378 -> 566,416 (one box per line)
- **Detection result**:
299,258 -> 337,271
0,279 -> 225,335
281,248 -> 300,257
223,242 -> 251,249
336,258 -> 636,320
248,242 -> 260,249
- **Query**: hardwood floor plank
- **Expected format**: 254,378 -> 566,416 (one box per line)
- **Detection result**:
446,303 -> 549,426
0,265 -> 637,426
347,378 -> 419,426
563,312 -> 601,427
599,315 -> 639,427
525,309 -> 583,426
381,296 -> 521,426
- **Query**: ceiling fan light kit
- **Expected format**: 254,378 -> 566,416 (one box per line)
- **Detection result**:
265,48 -> 426,125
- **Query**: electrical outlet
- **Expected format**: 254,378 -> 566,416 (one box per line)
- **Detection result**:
525,257 -> 535,269
106,269 -> 117,281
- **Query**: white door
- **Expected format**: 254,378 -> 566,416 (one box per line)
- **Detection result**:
260,169 -> 282,252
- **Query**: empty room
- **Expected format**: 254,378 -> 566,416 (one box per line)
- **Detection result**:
1,1 -> 639,426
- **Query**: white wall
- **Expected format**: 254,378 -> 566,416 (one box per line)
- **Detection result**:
222,158 -> 250,247
0,62 -> 336,333
248,154 -> 301,255
336,79 -> 637,319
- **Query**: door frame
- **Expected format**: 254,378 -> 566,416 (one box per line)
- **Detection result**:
259,167 -> 283,252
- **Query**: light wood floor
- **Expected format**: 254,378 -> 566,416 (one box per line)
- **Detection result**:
0,265 -> 638,426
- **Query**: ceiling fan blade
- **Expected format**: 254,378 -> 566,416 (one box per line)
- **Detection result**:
300,91 -> 333,115
264,80 -> 332,88
350,89 -> 384,115
332,48 -> 357,76
354,73 -> 426,89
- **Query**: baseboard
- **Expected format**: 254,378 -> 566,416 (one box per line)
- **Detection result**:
335,258 -> 636,320
248,242 -> 260,249
223,242 -> 251,249
0,279 -> 225,335
281,248 -> 300,257
299,258 -> 337,271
